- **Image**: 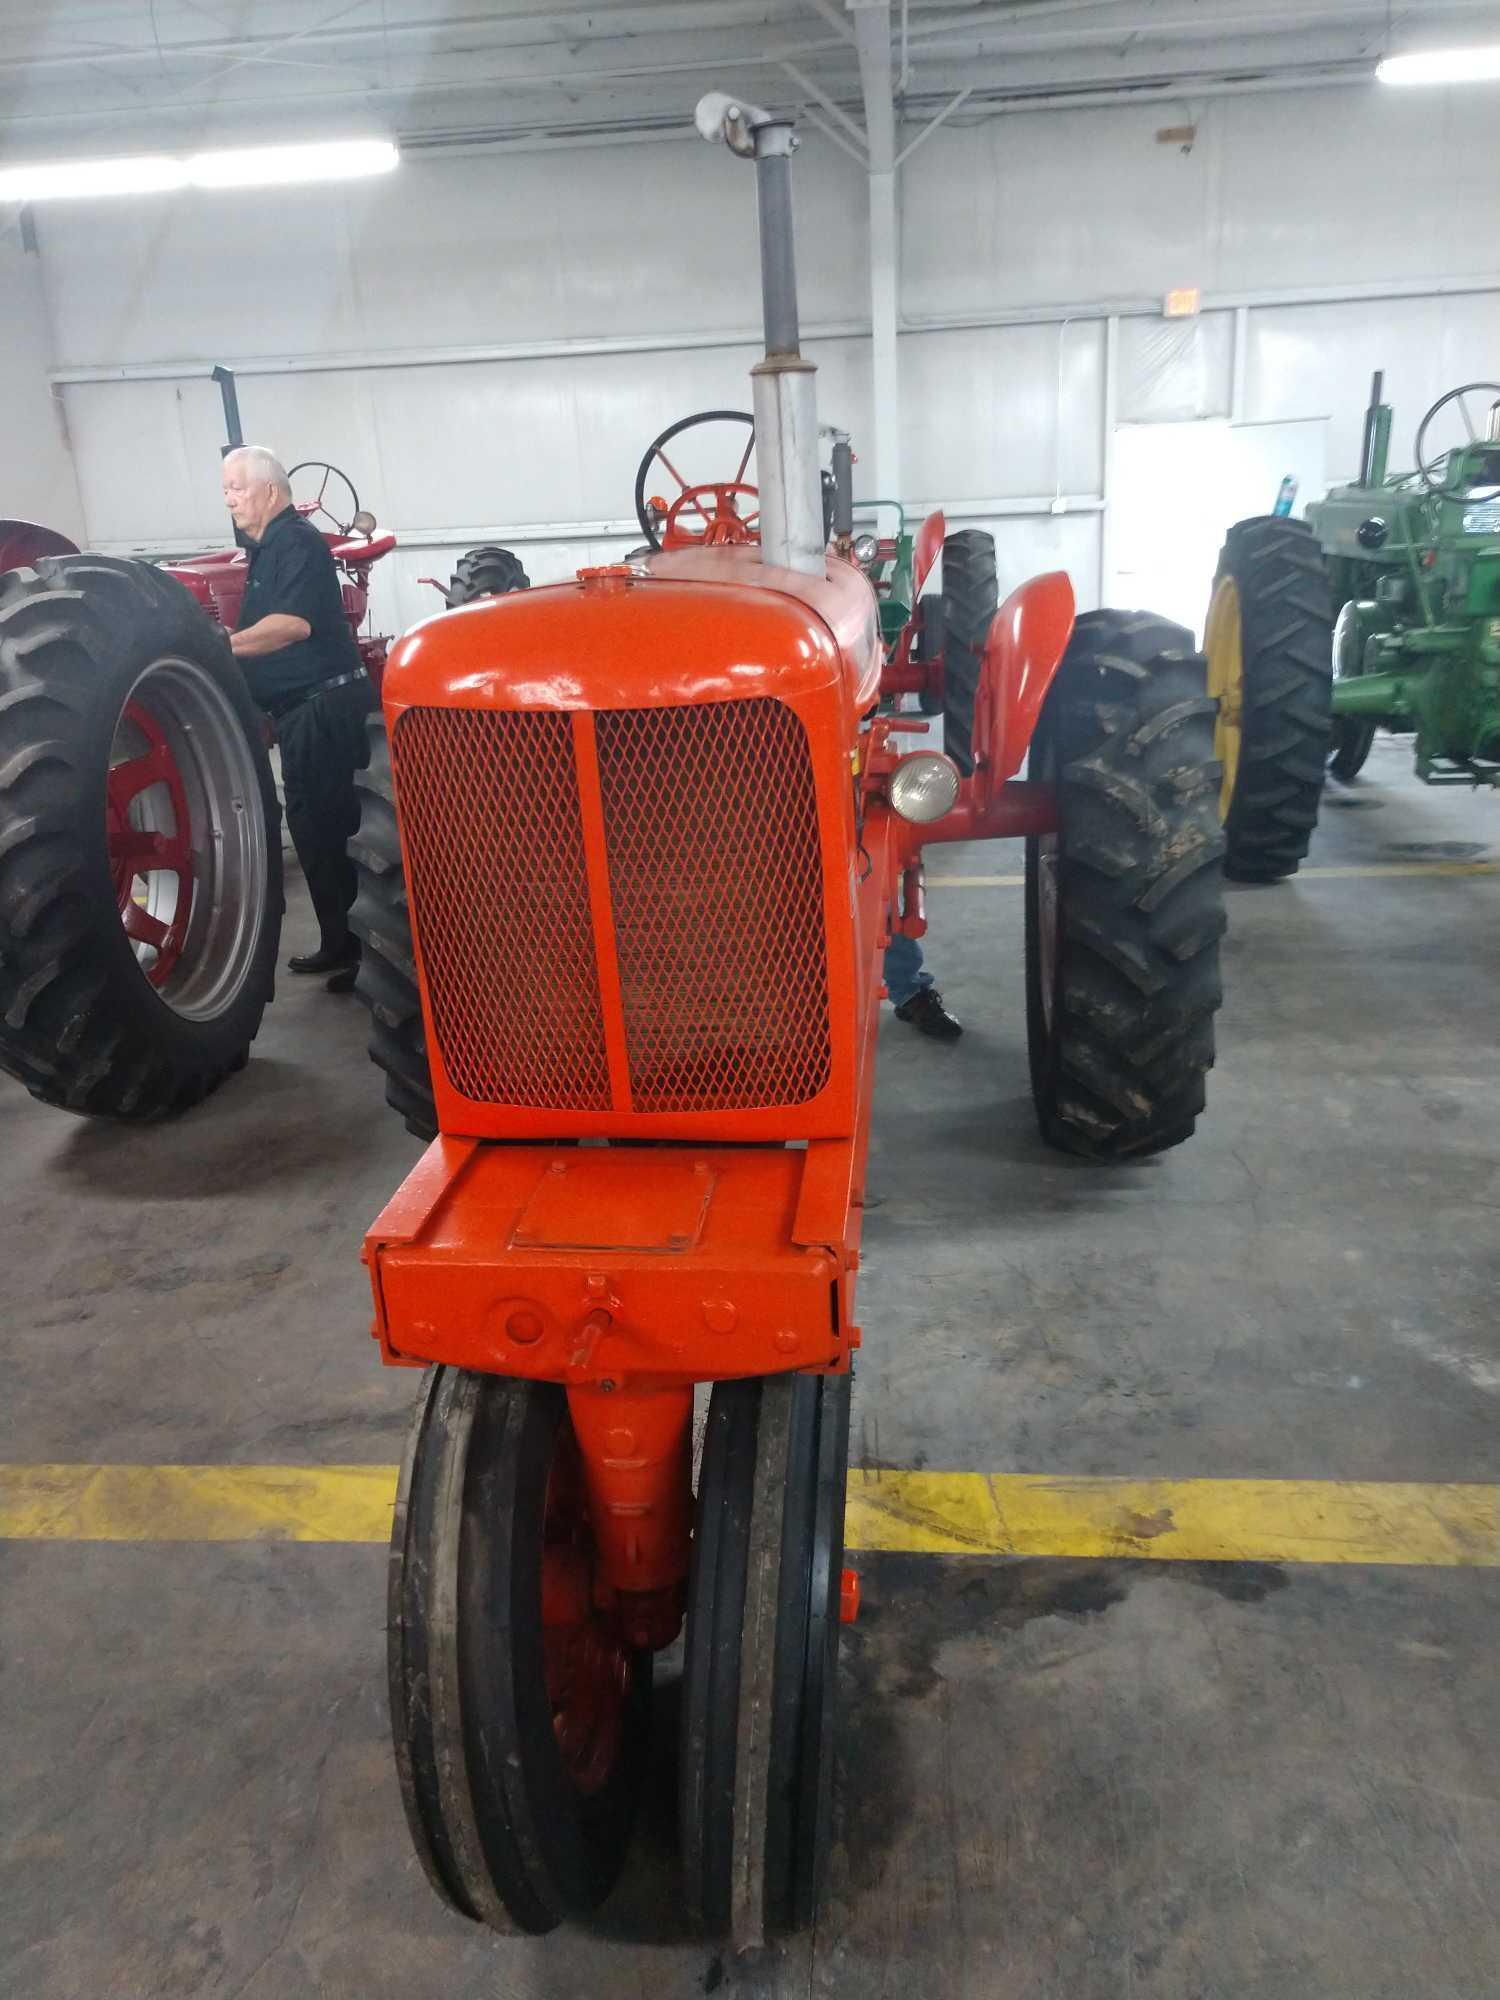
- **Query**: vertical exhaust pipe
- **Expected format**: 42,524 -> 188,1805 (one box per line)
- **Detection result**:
696,93 -> 825,575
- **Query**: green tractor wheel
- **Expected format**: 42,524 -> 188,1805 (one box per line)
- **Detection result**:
1206,516 -> 1334,881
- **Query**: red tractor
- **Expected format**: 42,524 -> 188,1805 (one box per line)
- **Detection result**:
0,396 -> 529,1122
355,94 -> 1225,1950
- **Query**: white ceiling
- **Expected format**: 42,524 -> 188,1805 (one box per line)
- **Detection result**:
2,0 -> 1497,164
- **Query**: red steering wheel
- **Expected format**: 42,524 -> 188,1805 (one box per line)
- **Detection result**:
634,410 -> 758,551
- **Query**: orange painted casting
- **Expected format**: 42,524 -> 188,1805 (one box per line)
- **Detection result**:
365,540 -> 1074,1643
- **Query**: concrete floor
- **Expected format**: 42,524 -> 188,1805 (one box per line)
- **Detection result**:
3,736 -> 1499,1998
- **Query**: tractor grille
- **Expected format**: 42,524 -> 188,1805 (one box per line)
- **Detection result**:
392,707 -> 611,1109
392,698 -> 830,1115
596,701 -> 830,1112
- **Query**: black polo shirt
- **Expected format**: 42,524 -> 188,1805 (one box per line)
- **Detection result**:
237,504 -> 364,708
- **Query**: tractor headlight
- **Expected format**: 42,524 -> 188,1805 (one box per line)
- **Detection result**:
853,532 -> 879,566
889,751 -> 960,823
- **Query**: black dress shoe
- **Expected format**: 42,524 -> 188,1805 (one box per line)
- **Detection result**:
894,987 -> 963,1041
325,964 -> 359,994
288,945 -> 357,976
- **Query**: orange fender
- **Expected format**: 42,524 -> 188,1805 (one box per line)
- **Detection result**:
974,570 -> 1075,795
912,509 -> 944,599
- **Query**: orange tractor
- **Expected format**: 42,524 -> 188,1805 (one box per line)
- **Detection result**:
357,94 -> 1225,1947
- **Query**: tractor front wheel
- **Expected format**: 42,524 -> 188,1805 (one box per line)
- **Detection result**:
680,1370 -> 852,1945
389,1367 -> 652,1933
1207,516 -> 1333,879
1025,610 -> 1225,1160
0,556 -> 281,1118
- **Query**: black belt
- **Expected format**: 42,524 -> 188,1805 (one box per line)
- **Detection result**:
266,670 -> 367,723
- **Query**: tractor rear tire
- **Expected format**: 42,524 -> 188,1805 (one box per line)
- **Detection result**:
0,556 -> 281,1119
350,717 -> 438,1140
444,546 -> 530,607
1025,610 -> 1226,1161
939,530 -> 997,775
1208,516 -> 1333,881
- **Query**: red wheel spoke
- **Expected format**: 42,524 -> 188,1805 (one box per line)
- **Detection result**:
112,828 -> 191,877
656,449 -> 711,522
122,902 -> 171,951
108,742 -> 174,813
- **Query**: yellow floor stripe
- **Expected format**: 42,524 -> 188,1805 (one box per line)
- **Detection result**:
2,1465 -> 1496,1566
928,860 -> 1498,888
844,1472 -> 1500,1566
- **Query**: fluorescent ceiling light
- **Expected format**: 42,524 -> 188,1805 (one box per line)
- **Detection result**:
0,138 -> 398,203
1377,44 -> 1500,85
0,155 -> 186,201
188,139 -> 400,189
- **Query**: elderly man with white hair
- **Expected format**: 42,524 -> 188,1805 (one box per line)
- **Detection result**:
223,445 -> 374,991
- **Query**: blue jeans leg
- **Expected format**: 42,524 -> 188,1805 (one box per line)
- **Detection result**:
884,932 -> 934,1008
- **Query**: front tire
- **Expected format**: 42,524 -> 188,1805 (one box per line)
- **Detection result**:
1207,516 -> 1333,880
0,556 -> 281,1118
680,1371 -> 851,1943
389,1368 -> 651,1933
1025,610 -> 1225,1160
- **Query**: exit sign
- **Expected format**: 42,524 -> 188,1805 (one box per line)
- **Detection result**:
1163,287 -> 1201,318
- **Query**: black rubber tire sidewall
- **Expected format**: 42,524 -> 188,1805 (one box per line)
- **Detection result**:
1213,515 -> 1334,881
1328,717 -> 1377,781
446,545 -> 530,605
939,530 -> 997,774
1024,609 -> 1226,1161
350,716 -> 439,1138
0,555 -> 281,1117
390,1368 -> 651,1935
680,1372 -> 847,1936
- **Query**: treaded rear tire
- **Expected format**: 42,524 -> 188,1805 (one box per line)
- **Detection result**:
1025,609 -> 1225,1160
939,530 -> 997,775
350,716 -> 437,1139
0,556 -> 281,1119
445,546 -> 530,607
1213,516 -> 1333,881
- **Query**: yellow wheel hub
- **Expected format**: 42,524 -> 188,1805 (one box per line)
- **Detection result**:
1204,575 -> 1244,822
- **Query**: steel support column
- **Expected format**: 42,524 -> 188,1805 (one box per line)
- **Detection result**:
851,0 -> 900,498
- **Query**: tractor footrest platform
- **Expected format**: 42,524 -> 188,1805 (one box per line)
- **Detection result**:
365,1137 -> 852,1386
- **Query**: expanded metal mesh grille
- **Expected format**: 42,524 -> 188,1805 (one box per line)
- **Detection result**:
596,699 -> 831,1111
392,707 -> 611,1109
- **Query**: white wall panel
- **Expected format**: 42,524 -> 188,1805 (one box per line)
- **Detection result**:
1242,293 -> 1500,485
32,81 -> 1500,639
902,104 -> 1203,314
904,86 -> 1500,313
40,136 -> 867,369
900,321 -> 1103,500
0,236 -> 85,539
1118,313 -> 1232,424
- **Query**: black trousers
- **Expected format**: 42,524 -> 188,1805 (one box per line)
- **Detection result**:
275,677 -> 377,954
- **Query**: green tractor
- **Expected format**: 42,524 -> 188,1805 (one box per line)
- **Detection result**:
1208,374 -> 1500,880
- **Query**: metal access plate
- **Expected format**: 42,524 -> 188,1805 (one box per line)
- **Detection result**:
510,1150 -> 715,1253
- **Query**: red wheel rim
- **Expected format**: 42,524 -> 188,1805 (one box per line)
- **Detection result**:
107,697 -> 196,987
662,481 -> 760,550
540,1422 -> 632,1797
